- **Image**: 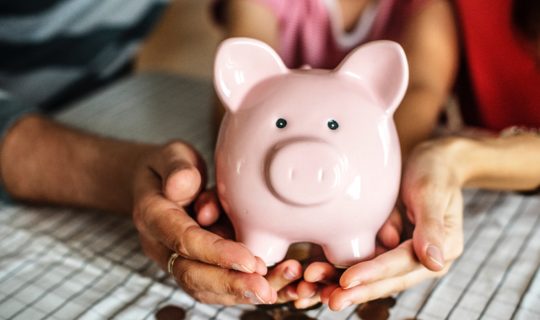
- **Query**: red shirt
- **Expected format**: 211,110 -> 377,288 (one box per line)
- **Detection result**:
455,0 -> 540,130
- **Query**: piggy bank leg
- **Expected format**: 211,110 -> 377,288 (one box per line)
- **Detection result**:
237,230 -> 290,267
322,235 -> 376,268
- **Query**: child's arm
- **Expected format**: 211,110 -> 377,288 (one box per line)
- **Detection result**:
395,0 -> 459,157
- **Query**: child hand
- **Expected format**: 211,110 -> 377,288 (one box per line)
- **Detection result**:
299,208 -> 403,309
194,188 -> 306,304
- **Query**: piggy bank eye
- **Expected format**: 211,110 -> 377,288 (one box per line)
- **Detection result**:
327,119 -> 339,130
276,118 -> 287,129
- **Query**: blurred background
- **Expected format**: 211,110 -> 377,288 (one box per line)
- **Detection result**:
136,0 -> 221,79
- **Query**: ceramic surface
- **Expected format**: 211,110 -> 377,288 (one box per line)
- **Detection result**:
214,38 -> 408,267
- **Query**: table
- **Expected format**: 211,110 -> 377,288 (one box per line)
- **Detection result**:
0,73 -> 538,320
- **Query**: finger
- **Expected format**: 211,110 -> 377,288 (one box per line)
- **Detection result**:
377,208 -> 402,249
173,258 -> 277,305
165,165 -> 202,206
404,186 -> 448,271
294,295 -> 321,309
195,190 -> 221,226
295,281 -> 322,309
304,261 -> 340,283
329,264 -> 450,311
138,193 -> 263,274
184,291 -> 242,305
411,209 -> 446,271
139,233 -> 170,270
152,142 -> 205,205
412,213 -> 446,272
204,208 -> 235,240
374,243 -> 389,256
297,280 -> 318,299
277,284 -> 299,303
340,240 -> 419,289
139,231 -> 268,305
255,256 -> 269,276
441,190 -> 464,260
266,259 -> 302,291
320,284 -> 339,305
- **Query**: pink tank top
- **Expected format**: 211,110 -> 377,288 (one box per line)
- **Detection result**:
245,0 -> 429,68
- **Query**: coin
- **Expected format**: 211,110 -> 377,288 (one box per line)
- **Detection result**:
155,305 -> 186,320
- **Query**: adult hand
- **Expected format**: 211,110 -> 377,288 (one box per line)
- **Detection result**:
132,141 -> 281,305
195,189 -> 305,304
295,208 -> 404,308
304,139 -> 466,311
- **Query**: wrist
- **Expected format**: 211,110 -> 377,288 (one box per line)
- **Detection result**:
426,136 -> 526,188
461,134 -> 540,190
414,136 -> 477,186
448,137 -> 483,186
115,142 -> 157,214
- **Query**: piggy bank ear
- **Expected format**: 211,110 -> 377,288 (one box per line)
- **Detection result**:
336,41 -> 408,115
214,37 -> 288,112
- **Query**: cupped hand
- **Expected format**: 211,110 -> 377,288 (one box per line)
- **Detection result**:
195,189 -> 306,304
191,177 -> 406,308
297,207 -> 404,309
132,141 -> 287,305
305,139 -> 466,310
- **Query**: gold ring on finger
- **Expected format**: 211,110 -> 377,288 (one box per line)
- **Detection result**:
167,252 -> 179,275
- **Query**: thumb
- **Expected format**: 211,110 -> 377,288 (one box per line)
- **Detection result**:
165,165 -> 202,205
152,142 -> 205,206
411,208 -> 446,271
194,190 -> 221,226
402,166 -> 448,272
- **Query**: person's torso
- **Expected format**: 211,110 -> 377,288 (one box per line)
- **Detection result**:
455,0 -> 540,130
0,0 -> 167,111
256,0 -> 429,69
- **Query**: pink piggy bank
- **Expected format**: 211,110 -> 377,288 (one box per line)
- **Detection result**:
214,38 -> 408,267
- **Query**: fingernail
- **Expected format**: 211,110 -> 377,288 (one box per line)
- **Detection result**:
310,274 -> 323,283
426,245 -> 444,268
255,291 -> 271,304
255,259 -> 268,276
305,289 -> 316,299
243,290 -> 264,304
295,298 -> 312,309
232,263 -> 255,273
344,279 -> 361,289
339,300 -> 352,311
283,266 -> 297,280
286,286 -> 298,299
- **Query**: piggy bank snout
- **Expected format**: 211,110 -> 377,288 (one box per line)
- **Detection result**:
267,141 -> 344,206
